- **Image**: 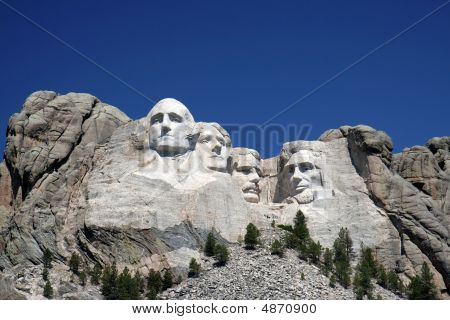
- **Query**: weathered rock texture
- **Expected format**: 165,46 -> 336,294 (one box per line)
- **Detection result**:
0,92 -> 448,299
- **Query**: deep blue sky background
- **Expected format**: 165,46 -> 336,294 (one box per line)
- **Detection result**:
1,0 -> 449,158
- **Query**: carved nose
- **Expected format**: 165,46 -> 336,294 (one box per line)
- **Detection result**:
211,139 -> 222,154
212,144 -> 221,155
161,115 -> 171,129
292,168 -> 302,182
249,171 -> 260,183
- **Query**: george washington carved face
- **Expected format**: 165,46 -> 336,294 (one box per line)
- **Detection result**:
148,98 -> 195,156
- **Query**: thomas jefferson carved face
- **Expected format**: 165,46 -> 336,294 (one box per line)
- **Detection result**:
283,150 -> 321,203
231,149 -> 261,203
148,98 -> 195,156
195,123 -> 231,172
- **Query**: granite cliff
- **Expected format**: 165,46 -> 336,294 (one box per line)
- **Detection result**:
0,91 -> 448,299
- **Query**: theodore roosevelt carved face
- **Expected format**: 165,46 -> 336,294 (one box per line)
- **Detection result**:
231,148 -> 261,203
148,98 -> 195,156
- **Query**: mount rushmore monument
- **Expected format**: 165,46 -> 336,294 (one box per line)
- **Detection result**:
0,91 -> 449,299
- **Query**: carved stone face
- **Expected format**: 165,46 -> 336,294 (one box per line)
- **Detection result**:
148,98 -> 194,156
284,150 -> 321,203
196,124 -> 231,172
232,150 -> 261,203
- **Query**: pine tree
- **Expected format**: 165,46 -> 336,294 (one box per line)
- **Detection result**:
387,269 -> 402,293
147,287 -> 157,300
270,239 -> 284,257
188,258 -> 201,278
244,223 -> 260,249
147,269 -> 162,293
359,246 -> 377,277
162,271 -> 173,291
278,210 -> 312,251
329,274 -> 336,288
333,229 -> 352,288
293,210 -> 310,244
353,263 -> 373,299
204,232 -> 216,257
407,263 -> 438,300
376,265 -> 388,288
322,248 -> 333,277
116,267 -> 141,300
307,240 -> 322,264
43,248 -> 52,269
101,262 -> 118,299
69,252 -> 81,275
214,244 -> 229,266
79,270 -> 87,286
337,227 -> 353,259
91,262 -> 103,285
134,271 -> 145,294
42,268 -> 49,281
44,281 -> 54,299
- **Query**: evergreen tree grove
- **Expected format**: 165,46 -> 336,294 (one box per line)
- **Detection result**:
147,269 -> 162,293
101,262 -> 119,299
407,263 -> 438,300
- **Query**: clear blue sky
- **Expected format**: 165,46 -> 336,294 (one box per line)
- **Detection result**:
1,0 -> 449,158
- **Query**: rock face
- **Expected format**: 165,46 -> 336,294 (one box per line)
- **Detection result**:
0,91 -> 130,269
0,92 -> 448,299
319,125 -> 450,292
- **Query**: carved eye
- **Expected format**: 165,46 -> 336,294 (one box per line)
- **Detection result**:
151,114 -> 163,124
169,113 -> 182,123
300,163 -> 314,172
217,138 -> 225,146
288,166 -> 295,174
